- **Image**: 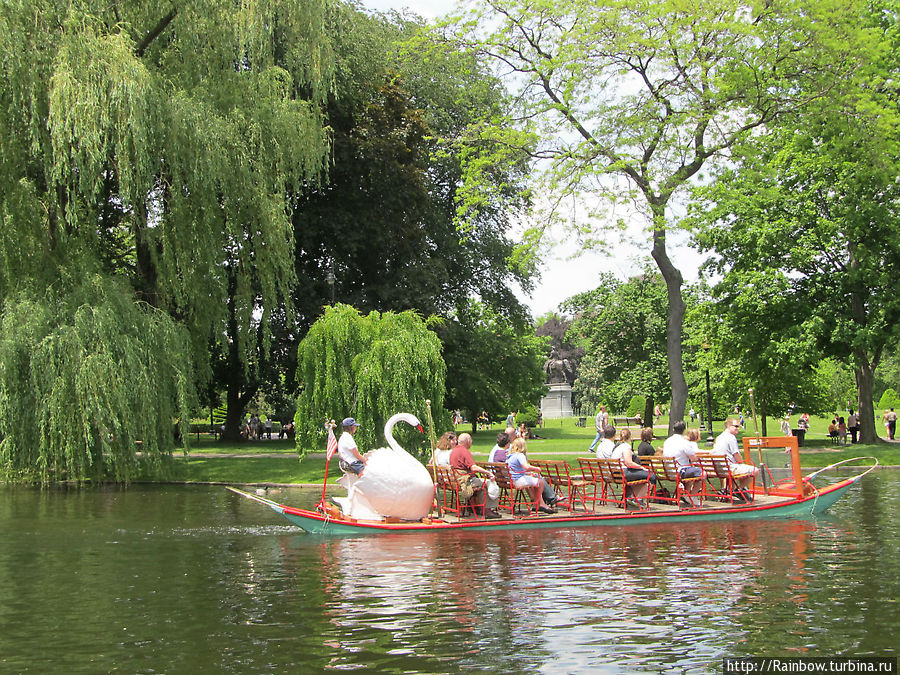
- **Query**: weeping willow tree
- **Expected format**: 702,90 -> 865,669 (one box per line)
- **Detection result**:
0,1 -> 335,477
0,277 -> 193,482
295,304 -> 446,459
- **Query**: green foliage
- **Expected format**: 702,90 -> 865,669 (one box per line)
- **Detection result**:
569,270 -> 670,414
516,402 -> 539,427
816,359 -> 858,414
626,395 -> 646,419
0,277 -> 194,483
0,1 -> 336,462
436,299 -> 547,424
295,304 -> 445,458
879,388 -> 900,411
446,0 -> 876,426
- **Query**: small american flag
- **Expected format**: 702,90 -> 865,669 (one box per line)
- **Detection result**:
326,425 -> 338,460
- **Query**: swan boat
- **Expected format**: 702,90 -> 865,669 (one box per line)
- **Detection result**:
227,430 -> 877,536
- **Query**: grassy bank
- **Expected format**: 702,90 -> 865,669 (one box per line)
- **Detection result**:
162,415 -> 897,484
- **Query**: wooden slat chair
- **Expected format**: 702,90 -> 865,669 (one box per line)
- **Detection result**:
531,459 -> 571,509
694,453 -> 756,504
576,458 -> 604,512
646,457 -> 703,508
595,459 -> 651,510
486,462 -> 538,516
430,465 -> 486,519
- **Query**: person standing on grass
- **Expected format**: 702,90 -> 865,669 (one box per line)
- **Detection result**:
883,408 -> 897,440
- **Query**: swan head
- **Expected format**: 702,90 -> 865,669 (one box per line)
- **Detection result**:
385,412 -> 424,436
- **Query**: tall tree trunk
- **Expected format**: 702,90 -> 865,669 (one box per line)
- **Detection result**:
220,270 -> 258,441
848,245 -> 883,444
643,396 -> 655,432
855,352 -> 880,444
649,201 -> 687,434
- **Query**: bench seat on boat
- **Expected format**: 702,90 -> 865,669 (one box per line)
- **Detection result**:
643,456 -> 703,508
428,465 -> 486,519
694,452 -> 756,504
485,462 -> 539,516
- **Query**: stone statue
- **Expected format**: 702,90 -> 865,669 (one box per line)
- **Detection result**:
543,348 -> 574,385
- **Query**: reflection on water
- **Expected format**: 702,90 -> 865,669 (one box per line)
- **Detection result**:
0,472 -> 898,673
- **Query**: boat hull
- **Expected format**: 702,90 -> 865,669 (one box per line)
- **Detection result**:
229,475 -> 858,537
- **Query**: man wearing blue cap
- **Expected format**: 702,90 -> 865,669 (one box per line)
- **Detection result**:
338,417 -> 367,476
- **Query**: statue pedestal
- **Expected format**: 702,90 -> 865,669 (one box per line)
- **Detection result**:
541,383 -> 573,419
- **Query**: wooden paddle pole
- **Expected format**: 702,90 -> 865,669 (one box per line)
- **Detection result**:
425,399 -> 442,517
749,389 -> 768,494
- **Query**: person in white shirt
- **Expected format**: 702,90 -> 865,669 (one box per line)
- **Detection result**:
595,425 -> 617,459
712,418 -> 758,492
662,420 -> 702,501
337,417 -> 367,475
433,431 -> 457,466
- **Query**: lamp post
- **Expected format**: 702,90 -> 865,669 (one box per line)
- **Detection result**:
325,265 -> 335,305
703,343 -> 714,445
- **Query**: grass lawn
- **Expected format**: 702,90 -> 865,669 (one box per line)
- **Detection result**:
155,414 -> 896,484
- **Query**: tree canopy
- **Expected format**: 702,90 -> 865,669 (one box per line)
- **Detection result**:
444,0 -> 875,432
0,277 -> 193,482
0,0 -> 335,474
295,304 -> 445,458
565,270 -> 669,420
689,9 -> 900,442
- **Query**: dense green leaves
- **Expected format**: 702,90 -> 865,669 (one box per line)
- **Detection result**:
445,0 -> 875,429
0,1 -> 336,471
566,271 -> 669,415
436,299 -> 547,430
295,304 -> 445,457
0,277 -> 193,483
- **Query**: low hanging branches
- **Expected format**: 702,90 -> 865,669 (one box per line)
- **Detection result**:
0,277 -> 194,483
295,304 -> 446,459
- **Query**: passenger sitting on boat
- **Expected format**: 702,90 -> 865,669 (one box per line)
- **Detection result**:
712,418 -> 758,492
488,432 -> 511,463
506,438 -> 556,514
686,428 -> 702,454
450,433 -> 501,519
595,425 -> 617,459
434,431 -> 457,466
611,429 -> 656,504
662,421 -> 702,501
637,427 -> 656,456
337,417 -> 367,476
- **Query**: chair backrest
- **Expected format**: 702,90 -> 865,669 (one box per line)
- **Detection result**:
648,456 -> 681,482
596,458 -> 625,485
484,462 -> 513,490
532,459 -> 565,485
577,457 -> 602,484
694,452 -> 730,479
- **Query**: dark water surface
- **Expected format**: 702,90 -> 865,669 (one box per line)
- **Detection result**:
1,470 -> 898,673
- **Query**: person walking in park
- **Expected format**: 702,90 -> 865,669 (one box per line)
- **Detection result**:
588,405 -> 608,453
884,408 -> 897,440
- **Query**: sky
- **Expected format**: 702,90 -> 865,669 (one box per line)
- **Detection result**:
358,0 -> 706,317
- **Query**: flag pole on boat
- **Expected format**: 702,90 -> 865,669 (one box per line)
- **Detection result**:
318,418 -> 338,512
425,399 -> 442,517
748,388 -> 768,494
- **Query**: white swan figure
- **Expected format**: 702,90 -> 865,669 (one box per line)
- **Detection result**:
333,412 -> 435,521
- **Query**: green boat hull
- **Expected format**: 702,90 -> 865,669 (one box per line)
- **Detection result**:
229,474 -> 859,537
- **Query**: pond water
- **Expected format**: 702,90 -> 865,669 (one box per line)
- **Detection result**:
1,470 -> 898,673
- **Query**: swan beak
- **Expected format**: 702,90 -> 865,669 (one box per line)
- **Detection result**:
416,424 -> 424,434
